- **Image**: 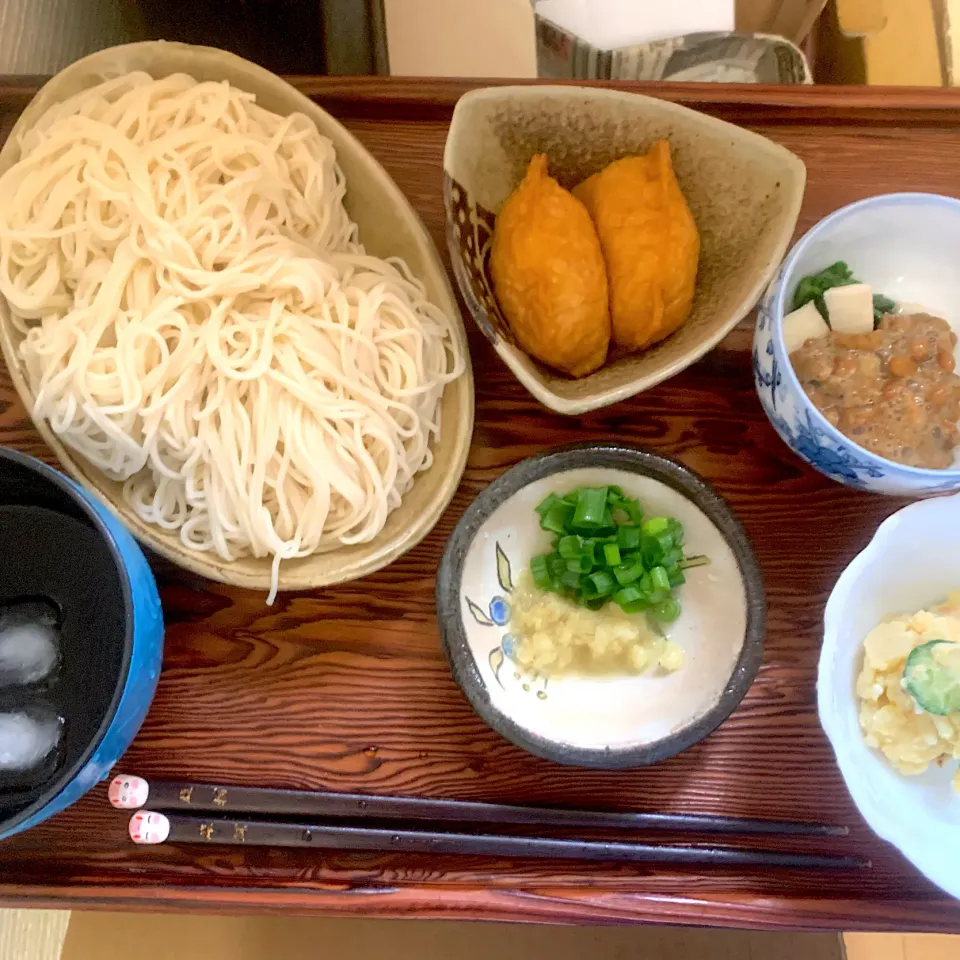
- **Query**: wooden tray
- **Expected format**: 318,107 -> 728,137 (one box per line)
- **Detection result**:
0,77 -> 959,932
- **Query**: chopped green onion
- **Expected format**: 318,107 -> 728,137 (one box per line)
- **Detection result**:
679,554 -> 710,570
641,536 -> 664,568
535,492 -> 562,517
523,485 -> 707,624
572,487 -> 608,528
617,525 -> 641,550
613,585 -> 644,607
566,555 -> 594,574
540,504 -> 573,535
650,566 -> 671,595
656,531 -> 675,553
650,598 -> 681,623
636,571 -> 654,599
613,559 -> 644,586
643,516 -> 669,537
558,535 -> 586,560
622,499 -> 643,525
584,570 -> 616,597
669,519 -> 684,546
662,547 -> 683,570
530,554 -> 551,590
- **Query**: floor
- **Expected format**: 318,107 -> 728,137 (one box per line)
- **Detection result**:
0,908 -> 958,960
60,914 -> 848,960
845,934 -> 960,960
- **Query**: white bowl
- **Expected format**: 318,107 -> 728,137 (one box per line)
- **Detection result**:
820,493 -> 960,899
755,193 -> 960,496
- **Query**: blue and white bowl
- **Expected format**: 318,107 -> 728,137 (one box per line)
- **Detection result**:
754,192 -> 960,496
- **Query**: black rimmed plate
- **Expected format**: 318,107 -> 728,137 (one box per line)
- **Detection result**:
436,443 -> 765,768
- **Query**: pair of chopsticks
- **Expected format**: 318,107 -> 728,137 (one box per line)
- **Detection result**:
111,776 -> 869,870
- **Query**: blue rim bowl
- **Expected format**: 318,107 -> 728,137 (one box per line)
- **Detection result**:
754,192 -> 960,496
0,448 -> 163,839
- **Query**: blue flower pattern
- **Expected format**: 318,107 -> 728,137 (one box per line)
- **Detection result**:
465,543 -> 547,699
488,596 -> 511,626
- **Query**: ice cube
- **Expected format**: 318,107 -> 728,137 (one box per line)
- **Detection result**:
0,712 -> 60,770
0,603 -> 59,687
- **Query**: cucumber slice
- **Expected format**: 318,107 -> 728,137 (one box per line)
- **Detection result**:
902,639 -> 960,716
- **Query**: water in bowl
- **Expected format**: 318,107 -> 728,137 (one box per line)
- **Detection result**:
0,504 -> 126,806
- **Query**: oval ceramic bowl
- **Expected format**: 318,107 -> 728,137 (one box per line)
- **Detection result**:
755,192 -> 960,496
820,493 -> 960,899
0,42 -> 474,595
443,85 -> 805,415
436,444 -> 765,767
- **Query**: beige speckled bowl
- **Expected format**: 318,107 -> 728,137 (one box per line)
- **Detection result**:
443,85 -> 805,414
0,41 -> 474,596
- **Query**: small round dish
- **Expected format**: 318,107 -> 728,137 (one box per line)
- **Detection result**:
754,192 -> 960,496
820,493 -> 960,900
436,443 -> 765,768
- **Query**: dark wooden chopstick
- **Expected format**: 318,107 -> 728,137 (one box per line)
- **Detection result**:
128,810 -> 868,870
109,776 -> 848,837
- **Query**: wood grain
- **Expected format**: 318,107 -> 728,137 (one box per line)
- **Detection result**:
0,78 -> 957,930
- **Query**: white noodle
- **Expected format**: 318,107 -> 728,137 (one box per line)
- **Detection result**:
0,73 -> 464,602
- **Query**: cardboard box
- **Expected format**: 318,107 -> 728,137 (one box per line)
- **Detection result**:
736,0 -> 829,41
535,22 -> 811,82
816,0 -> 943,85
382,0 -> 823,80
532,0 -> 819,81
941,0 -> 960,84
384,0 -> 538,77
533,0 -> 735,49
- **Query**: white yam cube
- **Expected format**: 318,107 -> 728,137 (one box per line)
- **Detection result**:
823,283 -> 874,335
782,301 -> 830,354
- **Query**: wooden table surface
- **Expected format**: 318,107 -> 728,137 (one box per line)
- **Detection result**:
0,77 -> 959,932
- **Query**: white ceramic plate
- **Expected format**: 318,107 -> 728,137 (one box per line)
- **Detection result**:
436,444 -> 765,767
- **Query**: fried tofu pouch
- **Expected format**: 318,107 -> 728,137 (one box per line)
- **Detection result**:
490,154 -> 610,378
574,141 -> 699,353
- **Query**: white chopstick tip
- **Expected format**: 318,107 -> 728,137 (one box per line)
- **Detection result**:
109,775 -> 149,809
129,810 -> 169,845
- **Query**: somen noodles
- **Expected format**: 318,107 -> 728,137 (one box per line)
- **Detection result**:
0,72 -> 465,601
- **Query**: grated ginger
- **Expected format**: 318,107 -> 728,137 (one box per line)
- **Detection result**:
508,572 -> 684,676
